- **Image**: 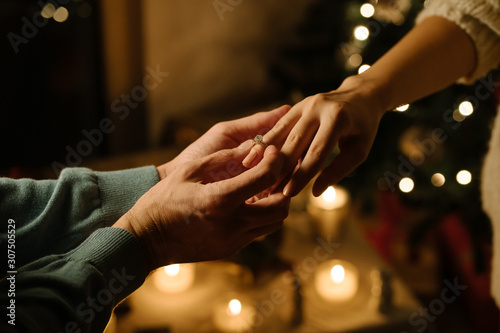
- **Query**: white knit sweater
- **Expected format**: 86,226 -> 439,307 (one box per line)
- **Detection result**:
416,0 -> 500,306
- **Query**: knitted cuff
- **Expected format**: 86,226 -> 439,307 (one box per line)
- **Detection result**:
416,0 -> 500,84
66,227 -> 148,304
95,166 -> 159,225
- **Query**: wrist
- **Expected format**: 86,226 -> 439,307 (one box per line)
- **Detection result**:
156,160 -> 175,181
338,74 -> 391,118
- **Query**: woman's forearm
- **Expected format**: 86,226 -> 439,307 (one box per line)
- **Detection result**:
352,16 -> 477,113
242,15 -> 480,196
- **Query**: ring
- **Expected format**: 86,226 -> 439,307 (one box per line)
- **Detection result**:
252,135 -> 268,147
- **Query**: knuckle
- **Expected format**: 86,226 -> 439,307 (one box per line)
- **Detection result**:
216,148 -> 234,160
308,140 -> 329,160
305,93 -> 329,110
270,120 -> 287,136
286,131 -> 305,146
209,122 -> 226,135
310,93 -> 327,105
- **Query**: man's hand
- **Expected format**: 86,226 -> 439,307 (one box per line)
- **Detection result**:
156,105 -> 291,180
114,144 -> 290,271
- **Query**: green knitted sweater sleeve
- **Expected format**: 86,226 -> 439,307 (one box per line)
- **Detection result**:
0,166 -> 158,268
0,227 -> 148,333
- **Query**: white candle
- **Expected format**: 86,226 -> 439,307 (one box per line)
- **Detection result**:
153,263 -> 195,293
213,297 -> 255,332
309,186 -> 349,210
307,186 -> 350,240
314,260 -> 359,302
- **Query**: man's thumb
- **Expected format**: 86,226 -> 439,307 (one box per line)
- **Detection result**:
215,145 -> 284,203
192,144 -> 253,183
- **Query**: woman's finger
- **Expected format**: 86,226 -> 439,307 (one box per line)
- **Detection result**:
238,193 -> 290,223
283,106 -> 348,196
216,145 -> 284,204
313,139 -> 367,196
226,105 -> 291,142
279,114 -> 320,171
242,106 -> 302,168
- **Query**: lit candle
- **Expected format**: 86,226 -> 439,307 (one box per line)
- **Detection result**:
153,263 -> 195,293
309,185 -> 349,210
307,185 -> 350,240
213,297 -> 255,332
314,260 -> 359,302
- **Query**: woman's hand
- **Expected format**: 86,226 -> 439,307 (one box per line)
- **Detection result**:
243,75 -> 387,197
242,13 -> 478,198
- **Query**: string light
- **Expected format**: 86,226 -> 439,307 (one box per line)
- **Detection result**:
348,53 -> 363,67
354,26 -> 369,41
456,170 -> 472,185
431,173 -> 445,187
360,3 -> 375,18
53,7 -> 69,23
458,101 -> 474,116
399,177 -> 414,193
358,64 -> 371,74
41,4 -> 56,18
395,104 -> 409,112
452,109 -> 466,122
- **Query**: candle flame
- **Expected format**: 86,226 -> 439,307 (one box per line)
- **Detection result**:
227,299 -> 242,316
330,265 -> 345,283
164,264 -> 180,277
322,186 -> 337,203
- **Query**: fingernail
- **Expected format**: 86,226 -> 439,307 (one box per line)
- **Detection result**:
243,148 -> 257,167
283,182 -> 293,197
